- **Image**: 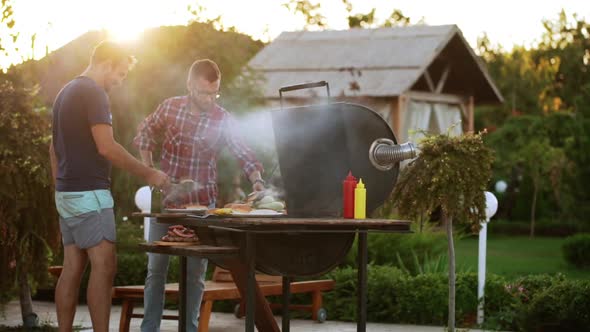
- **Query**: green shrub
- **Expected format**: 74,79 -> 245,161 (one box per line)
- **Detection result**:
114,253 -> 181,286
562,233 -> 590,268
113,220 -> 180,285
395,250 -> 474,276
481,274 -> 511,312
116,220 -> 146,252
323,267 -> 587,331
519,279 -> 590,332
323,266 -> 492,327
397,273 -> 449,324
114,253 -> 148,286
344,231 -> 447,273
480,274 -> 519,331
322,266 -> 358,321
512,274 -> 567,301
483,274 -> 572,331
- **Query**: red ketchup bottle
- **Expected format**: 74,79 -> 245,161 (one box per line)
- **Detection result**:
343,171 -> 357,219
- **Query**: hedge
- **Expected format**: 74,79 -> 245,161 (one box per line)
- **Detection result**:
323,266 -> 589,331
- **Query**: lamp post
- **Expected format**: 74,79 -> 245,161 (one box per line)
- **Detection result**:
477,191 -> 498,325
495,180 -> 507,194
134,186 -> 152,241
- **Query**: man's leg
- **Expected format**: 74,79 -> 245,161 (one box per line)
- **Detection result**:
55,244 -> 88,332
186,257 -> 208,331
141,218 -> 170,332
86,239 -> 116,332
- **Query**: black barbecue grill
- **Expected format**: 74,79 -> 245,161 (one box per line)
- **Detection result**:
138,81 -> 416,332
198,81 -> 413,277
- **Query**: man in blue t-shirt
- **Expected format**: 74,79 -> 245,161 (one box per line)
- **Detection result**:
49,41 -> 169,332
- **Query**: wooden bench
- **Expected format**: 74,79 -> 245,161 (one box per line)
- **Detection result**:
112,267 -> 335,332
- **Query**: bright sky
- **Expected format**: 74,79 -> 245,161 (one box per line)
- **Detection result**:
2,0 -> 589,68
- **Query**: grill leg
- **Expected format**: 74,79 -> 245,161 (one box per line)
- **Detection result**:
282,276 -> 291,332
179,256 -> 187,332
357,231 -> 368,332
245,233 -> 256,332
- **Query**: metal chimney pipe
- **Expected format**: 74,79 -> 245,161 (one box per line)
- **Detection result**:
369,139 -> 417,171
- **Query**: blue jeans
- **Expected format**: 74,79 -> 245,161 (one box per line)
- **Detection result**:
141,218 -> 208,332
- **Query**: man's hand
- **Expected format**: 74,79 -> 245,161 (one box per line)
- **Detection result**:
252,180 -> 265,192
147,169 -> 170,189
249,171 -> 265,192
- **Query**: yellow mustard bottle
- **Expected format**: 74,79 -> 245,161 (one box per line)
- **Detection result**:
354,178 -> 366,219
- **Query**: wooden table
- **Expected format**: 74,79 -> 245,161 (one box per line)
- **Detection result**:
134,213 -> 411,332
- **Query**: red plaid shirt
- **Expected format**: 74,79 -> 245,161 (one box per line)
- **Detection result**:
134,96 -> 263,206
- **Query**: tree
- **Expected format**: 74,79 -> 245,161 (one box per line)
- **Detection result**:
536,10 -> 590,116
392,132 -> 494,332
282,0 -> 327,29
187,4 -> 226,32
341,0 -> 418,29
0,0 -> 17,71
0,0 -> 15,49
474,10 -> 589,130
0,73 -> 60,326
0,1 -> 58,326
382,9 -> 416,27
475,11 -> 589,227
518,139 -> 568,237
487,114 -> 573,234
475,43 -> 560,131
347,8 -> 376,29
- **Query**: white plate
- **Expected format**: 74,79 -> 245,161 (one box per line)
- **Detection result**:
232,209 -> 284,217
165,208 -> 207,213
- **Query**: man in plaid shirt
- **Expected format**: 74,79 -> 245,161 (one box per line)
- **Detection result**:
134,59 -> 265,331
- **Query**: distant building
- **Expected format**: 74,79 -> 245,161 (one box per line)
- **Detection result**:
248,25 -> 503,143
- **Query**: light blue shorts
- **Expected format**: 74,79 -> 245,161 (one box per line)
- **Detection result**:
55,190 -> 116,249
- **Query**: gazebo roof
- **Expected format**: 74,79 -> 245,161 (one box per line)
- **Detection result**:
248,25 -> 503,104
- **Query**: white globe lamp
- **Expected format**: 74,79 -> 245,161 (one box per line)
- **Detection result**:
484,191 -> 498,221
134,186 -> 152,241
494,180 -> 507,194
135,186 -> 152,212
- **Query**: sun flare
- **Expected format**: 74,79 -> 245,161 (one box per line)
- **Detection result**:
106,24 -> 145,42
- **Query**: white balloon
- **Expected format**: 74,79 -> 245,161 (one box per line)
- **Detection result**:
484,191 -> 498,221
495,180 -> 508,193
135,186 -> 152,212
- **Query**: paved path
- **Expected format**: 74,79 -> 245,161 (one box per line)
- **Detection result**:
1,300 -> 493,331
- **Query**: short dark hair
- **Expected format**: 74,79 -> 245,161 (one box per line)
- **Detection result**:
90,41 -> 137,69
187,59 -> 221,85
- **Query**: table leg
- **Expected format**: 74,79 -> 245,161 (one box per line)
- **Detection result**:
179,255 -> 187,332
246,233 -> 255,332
282,275 -> 291,332
226,262 -> 279,331
357,231 -> 367,332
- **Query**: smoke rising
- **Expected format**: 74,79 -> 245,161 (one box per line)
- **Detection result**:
232,102 -> 354,212
163,180 -> 203,205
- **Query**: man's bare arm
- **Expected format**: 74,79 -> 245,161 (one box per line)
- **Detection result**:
139,150 -> 153,167
91,124 -> 168,187
49,141 -> 58,187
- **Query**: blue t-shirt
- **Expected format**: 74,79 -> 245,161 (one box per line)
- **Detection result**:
52,76 -> 112,191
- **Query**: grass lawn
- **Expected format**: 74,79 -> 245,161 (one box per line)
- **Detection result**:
453,235 -> 590,280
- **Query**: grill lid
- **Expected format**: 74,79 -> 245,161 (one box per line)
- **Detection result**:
271,102 -> 399,217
